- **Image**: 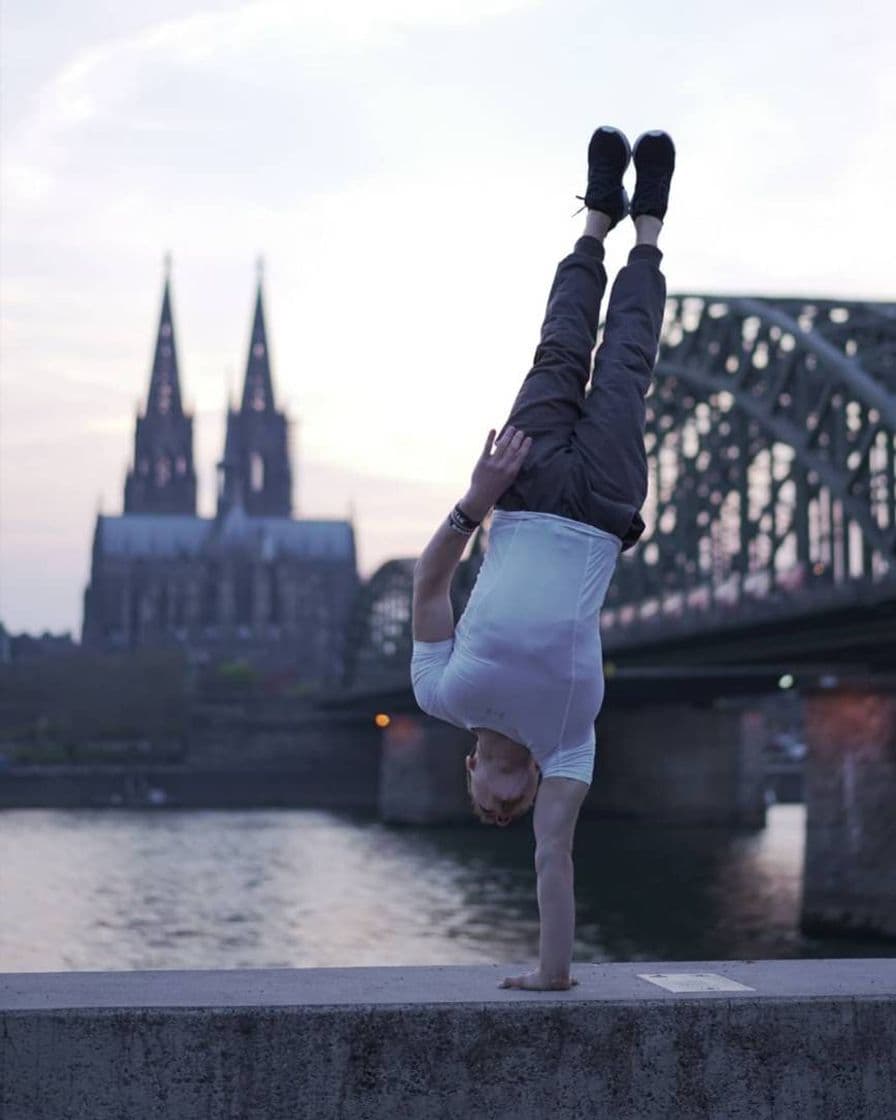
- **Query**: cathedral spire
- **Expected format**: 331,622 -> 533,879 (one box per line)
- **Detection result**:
216,262 -> 293,518
146,257 -> 184,419
124,259 -> 197,515
240,263 -> 276,414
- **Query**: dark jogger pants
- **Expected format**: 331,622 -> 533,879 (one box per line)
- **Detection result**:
495,236 -> 666,551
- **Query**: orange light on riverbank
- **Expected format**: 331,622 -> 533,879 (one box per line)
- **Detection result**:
374,713 -> 391,728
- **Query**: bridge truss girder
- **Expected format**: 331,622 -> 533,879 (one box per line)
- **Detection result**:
603,295 -> 896,650
346,295 -> 896,689
343,534 -> 485,691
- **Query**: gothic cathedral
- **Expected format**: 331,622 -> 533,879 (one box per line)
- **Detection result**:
82,265 -> 358,685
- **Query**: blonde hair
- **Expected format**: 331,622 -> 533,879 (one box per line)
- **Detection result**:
465,746 -> 540,825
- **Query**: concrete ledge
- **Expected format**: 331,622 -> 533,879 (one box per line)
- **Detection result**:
2,960 -> 895,1119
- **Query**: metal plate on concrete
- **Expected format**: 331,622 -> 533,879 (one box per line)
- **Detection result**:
637,972 -> 755,993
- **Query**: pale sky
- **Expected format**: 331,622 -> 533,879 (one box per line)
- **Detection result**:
1,0 -> 894,635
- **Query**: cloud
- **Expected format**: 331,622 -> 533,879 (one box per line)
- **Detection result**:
6,0 -> 541,157
2,0 -> 895,633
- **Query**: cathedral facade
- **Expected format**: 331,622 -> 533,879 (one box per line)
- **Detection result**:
82,267 -> 358,685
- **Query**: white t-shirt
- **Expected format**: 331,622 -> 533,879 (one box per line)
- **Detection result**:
411,508 -> 621,785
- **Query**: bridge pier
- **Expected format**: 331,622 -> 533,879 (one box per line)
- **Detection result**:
586,700 -> 768,826
379,714 -> 473,824
801,679 -> 896,940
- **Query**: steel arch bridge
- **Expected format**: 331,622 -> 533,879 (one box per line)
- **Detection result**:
342,539 -> 485,690
344,295 -> 896,690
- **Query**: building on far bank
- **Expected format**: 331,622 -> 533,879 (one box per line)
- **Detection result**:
0,628 -> 78,662
81,263 -> 358,685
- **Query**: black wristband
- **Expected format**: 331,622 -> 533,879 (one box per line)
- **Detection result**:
448,508 -> 475,536
453,502 -> 481,531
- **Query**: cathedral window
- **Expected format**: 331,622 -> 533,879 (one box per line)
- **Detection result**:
269,564 -> 281,623
158,381 -> 172,414
235,562 -> 253,625
201,564 -> 220,625
250,452 -> 265,492
155,456 -> 172,486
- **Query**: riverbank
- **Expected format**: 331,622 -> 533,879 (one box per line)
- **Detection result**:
0,706 -> 383,809
0,761 -> 379,810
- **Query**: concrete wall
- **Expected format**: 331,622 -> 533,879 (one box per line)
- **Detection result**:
379,702 -> 768,827
2,960 -> 895,1120
0,714 -> 383,811
379,714 -> 472,824
802,681 -> 896,939
2,692 -> 769,826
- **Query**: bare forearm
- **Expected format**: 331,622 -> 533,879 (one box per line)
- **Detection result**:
536,851 -> 576,981
416,425 -> 532,589
414,489 -> 490,589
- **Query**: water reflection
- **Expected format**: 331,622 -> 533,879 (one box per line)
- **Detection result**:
382,803 -> 812,963
0,804 -> 891,973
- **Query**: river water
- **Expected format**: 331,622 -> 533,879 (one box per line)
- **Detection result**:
1,804 -> 892,973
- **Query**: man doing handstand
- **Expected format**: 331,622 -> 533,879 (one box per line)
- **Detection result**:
410,125 -> 675,990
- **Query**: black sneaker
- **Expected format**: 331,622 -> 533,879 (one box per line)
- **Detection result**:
578,125 -> 631,227
630,130 -> 675,221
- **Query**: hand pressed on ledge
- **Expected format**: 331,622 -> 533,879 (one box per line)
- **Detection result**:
499,969 -> 579,992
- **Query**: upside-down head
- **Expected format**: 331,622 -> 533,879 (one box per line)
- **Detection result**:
465,728 -> 540,826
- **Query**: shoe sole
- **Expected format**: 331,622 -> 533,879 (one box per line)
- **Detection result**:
631,129 -> 675,164
593,125 -> 632,171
